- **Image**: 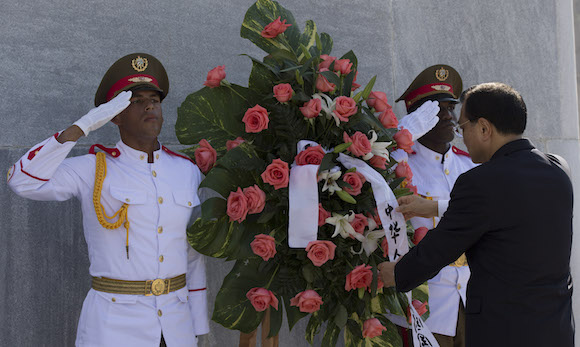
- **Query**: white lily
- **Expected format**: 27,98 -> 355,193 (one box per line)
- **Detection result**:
368,130 -> 391,161
361,229 -> 386,256
312,93 -> 343,126
319,166 -> 342,195
326,211 -> 363,241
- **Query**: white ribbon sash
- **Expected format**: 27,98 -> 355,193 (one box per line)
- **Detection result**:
288,140 -> 323,248
336,153 -> 439,347
336,153 -> 408,261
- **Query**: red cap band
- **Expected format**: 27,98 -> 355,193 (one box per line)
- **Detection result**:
405,83 -> 454,107
106,74 -> 160,102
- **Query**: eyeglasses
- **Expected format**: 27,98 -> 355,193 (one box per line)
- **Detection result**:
453,120 -> 471,138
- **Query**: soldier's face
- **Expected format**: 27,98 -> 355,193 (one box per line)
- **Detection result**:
418,100 -> 456,144
113,90 -> 163,142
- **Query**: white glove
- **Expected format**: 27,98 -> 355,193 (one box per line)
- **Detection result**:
398,100 -> 440,141
73,91 -> 132,136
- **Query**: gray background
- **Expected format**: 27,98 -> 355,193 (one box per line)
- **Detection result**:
1,0 -> 579,346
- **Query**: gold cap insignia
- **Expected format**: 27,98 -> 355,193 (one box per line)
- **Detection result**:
131,56 -> 148,72
435,67 -> 449,81
431,84 -> 451,91
128,76 -> 153,83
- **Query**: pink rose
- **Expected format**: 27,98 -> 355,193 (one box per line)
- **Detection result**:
369,155 -> 387,170
333,96 -> 358,122
290,290 -> 323,313
227,187 -> 249,223
250,234 -> 276,261
381,238 -> 388,258
393,128 -> 414,154
350,213 -> 369,235
395,161 -> 413,183
366,91 -> 390,112
413,227 -> 429,245
362,318 -> 387,339
299,99 -> 322,118
246,287 -> 279,312
273,83 -> 293,103
203,65 -> 226,88
318,54 -> 336,70
406,182 -> 418,195
315,68 -> 336,93
345,264 -> 373,291
305,240 -> 336,267
412,299 -> 428,316
318,203 -> 330,227
333,59 -> 353,75
260,16 -> 291,39
261,158 -> 289,189
295,145 -> 325,166
243,185 -> 266,214
226,137 -> 245,151
194,139 -> 217,174
379,108 -> 398,129
342,171 -> 366,196
343,131 -> 372,158
242,105 -> 269,133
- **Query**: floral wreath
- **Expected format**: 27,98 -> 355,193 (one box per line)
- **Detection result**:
176,1 -> 429,345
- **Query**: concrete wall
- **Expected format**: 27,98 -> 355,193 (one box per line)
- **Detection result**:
1,0 -> 578,346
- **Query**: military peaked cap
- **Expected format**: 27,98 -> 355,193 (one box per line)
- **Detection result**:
396,64 -> 462,112
94,53 -> 169,107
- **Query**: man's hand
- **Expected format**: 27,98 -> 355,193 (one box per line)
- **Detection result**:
73,91 -> 132,136
378,261 -> 397,288
398,100 -> 440,141
396,194 -> 438,220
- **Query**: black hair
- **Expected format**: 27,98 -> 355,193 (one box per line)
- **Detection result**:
463,82 -> 526,135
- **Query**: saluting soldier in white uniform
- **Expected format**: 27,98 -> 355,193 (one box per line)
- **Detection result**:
7,53 -> 209,347
396,65 -> 475,347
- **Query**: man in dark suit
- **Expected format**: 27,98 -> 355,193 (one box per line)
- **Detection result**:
379,82 -> 574,346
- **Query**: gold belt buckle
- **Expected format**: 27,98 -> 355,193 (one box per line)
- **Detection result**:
146,278 -> 169,296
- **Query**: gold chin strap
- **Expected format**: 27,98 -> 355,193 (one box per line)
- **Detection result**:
93,152 -> 130,259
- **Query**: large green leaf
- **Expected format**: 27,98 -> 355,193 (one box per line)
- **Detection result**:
297,20 -> 317,62
305,315 -> 322,345
188,215 -> 271,260
176,84 -> 258,149
319,32 -> 333,55
240,0 -> 299,54
200,143 -> 265,198
322,322 -> 341,346
212,258 -> 279,333
283,296 -> 308,331
248,59 -> 278,95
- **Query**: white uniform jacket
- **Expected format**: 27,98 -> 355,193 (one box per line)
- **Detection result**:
407,142 -> 476,336
7,133 -> 209,347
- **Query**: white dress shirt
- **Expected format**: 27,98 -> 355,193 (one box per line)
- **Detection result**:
8,133 -> 209,346
407,141 -> 476,336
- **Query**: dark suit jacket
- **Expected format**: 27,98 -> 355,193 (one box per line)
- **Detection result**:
395,139 -> 574,346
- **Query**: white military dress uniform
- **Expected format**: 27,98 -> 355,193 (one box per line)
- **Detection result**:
7,133 -> 209,347
407,141 -> 476,337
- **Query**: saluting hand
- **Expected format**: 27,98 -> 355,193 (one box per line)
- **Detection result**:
396,194 -> 438,220
73,91 -> 132,136
398,100 -> 440,141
